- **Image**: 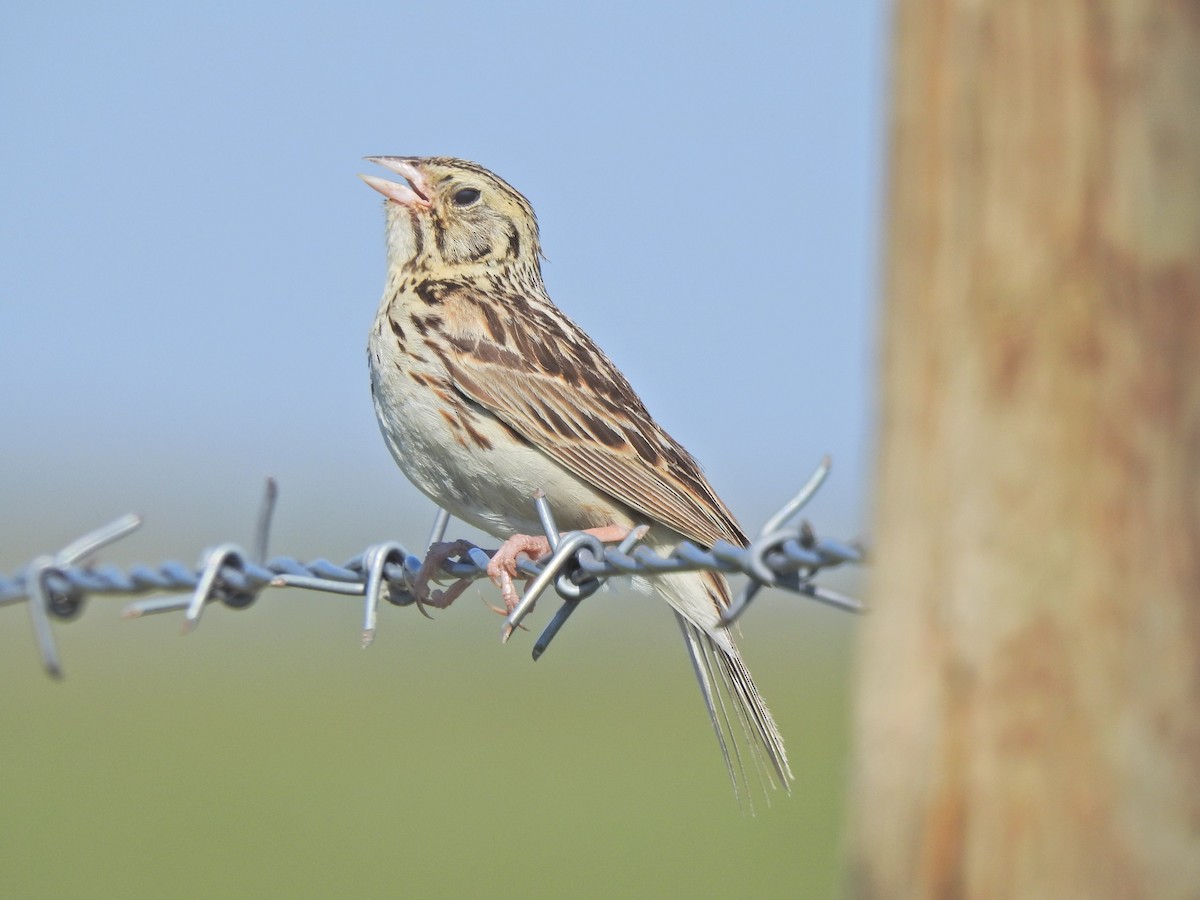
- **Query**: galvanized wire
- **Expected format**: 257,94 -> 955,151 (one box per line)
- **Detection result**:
0,459 -> 864,677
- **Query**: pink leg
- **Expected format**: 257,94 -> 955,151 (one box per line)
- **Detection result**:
486,525 -> 633,613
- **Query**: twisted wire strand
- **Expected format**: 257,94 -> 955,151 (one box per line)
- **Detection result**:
0,460 -> 864,677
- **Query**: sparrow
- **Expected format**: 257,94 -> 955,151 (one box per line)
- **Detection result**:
360,156 -> 791,801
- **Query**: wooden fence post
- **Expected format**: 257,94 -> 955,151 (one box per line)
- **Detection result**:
850,2 -> 1200,896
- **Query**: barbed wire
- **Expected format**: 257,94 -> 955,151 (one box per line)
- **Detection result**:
0,457 -> 864,678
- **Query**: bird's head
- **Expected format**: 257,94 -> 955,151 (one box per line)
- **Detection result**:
360,156 -> 542,277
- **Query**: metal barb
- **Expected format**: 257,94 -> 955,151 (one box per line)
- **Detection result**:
425,508 -> 451,551
22,515 -> 146,677
532,524 -> 652,660
25,558 -> 63,678
721,458 -> 836,625
182,544 -> 248,633
501,531 -> 605,643
57,513 -> 144,567
532,489 -> 560,551
757,455 -> 831,538
253,478 -> 279,564
359,541 -> 408,646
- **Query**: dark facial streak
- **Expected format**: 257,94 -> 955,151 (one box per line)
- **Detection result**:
433,214 -> 449,260
409,210 -> 425,258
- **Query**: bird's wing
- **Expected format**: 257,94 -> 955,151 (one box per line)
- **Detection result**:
427,280 -> 747,550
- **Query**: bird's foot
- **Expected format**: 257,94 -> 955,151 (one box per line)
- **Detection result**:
486,524 -> 634,613
412,539 -> 478,613
487,534 -> 552,613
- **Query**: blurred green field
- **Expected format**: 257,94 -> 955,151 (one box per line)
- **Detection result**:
1,573 -> 856,899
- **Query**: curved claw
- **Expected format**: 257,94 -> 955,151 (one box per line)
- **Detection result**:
485,534 -> 552,608
410,540 -> 479,616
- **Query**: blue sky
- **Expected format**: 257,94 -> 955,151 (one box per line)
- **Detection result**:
1,7 -> 888,890
1,1 -> 886,568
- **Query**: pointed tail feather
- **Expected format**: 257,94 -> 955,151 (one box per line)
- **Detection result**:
660,569 -> 792,805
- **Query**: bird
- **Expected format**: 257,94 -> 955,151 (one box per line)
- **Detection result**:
359,156 -> 791,802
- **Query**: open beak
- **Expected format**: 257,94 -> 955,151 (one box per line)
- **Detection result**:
359,157 -> 433,209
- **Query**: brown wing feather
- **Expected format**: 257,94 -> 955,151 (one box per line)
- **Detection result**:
427,279 -> 747,549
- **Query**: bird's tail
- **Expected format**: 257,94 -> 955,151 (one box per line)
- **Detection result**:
659,568 -> 793,807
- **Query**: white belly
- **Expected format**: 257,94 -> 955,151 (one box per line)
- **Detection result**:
367,317 -> 629,539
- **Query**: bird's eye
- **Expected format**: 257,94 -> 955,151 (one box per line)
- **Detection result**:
452,187 -> 481,206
